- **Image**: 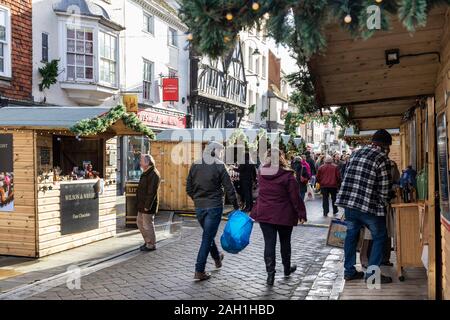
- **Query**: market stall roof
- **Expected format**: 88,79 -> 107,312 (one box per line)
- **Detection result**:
0,106 -> 111,128
0,106 -> 153,137
155,128 -> 266,143
308,6 -> 449,130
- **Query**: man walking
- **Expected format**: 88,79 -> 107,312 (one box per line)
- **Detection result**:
336,129 -> 393,284
136,154 -> 161,252
186,142 -> 239,281
316,155 -> 341,216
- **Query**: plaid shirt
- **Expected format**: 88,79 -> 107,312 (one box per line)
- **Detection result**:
336,145 -> 391,216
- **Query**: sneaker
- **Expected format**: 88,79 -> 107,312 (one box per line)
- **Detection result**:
214,253 -> 224,268
194,272 -> 211,281
344,271 -> 365,281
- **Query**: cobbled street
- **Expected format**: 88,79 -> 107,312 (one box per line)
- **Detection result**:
27,198 -> 344,300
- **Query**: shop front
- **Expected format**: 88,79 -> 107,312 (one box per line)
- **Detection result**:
122,105 -> 186,227
0,105 -> 152,257
309,6 -> 450,299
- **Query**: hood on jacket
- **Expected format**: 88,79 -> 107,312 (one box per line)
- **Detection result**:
259,166 -> 293,181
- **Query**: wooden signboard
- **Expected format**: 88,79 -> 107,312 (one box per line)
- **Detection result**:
436,113 -> 450,231
123,94 -> 138,113
0,134 -> 14,212
60,182 -> 100,235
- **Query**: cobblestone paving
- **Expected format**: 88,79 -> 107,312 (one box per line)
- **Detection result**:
28,217 -> 343,300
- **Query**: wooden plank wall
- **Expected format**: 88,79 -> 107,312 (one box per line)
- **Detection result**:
36,135 -> 117,257
437,8 -> 450,300
0,130 -> 37,257
151,141 -> 199,212
390,135 -> 401,168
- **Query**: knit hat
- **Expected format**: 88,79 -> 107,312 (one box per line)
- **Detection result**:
324,155 -> 333,163
372,129 -> 392,146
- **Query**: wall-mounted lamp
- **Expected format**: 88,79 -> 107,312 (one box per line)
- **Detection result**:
385,49 -> 400,66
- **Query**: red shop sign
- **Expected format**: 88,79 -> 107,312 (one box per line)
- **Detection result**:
162,77 -> 179,102
138,109 -> 185,129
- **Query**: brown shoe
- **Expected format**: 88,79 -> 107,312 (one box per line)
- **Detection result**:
194,272 -> 211,281
214,253 -> 224,268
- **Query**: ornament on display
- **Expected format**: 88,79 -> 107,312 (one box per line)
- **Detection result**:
344,14 -> 352,24
252,2 -> 260,11
225,13 -> 233,21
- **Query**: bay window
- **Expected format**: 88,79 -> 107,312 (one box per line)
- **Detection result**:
66,27 -> 94,81
143,59 -> 154,101
99,31 -> 117,86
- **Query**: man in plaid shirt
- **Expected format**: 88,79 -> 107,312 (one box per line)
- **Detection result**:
336,129 -> 393,284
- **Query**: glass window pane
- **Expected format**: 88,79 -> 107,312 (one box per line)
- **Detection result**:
67,40 -> 75,52
85,55 -> 93,67
76,30 -> 84,39
76,54 -> 84,65
85,41 -> 93,54
76,41 -> 84,53
76,66 -> 84,78
85,67 -> 93,79
85,31 -> 93,41
67,53 -> 75,65
67,66 -> 75,79
67,28 -> 75,39
0,26 -> 5,42
0,43 -> 4,57
0,58 -> 3,73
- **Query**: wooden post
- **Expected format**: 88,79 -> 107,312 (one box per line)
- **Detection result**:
427,97 -> 436,299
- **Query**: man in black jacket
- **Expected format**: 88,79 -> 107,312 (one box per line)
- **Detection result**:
186,141 -> 239,281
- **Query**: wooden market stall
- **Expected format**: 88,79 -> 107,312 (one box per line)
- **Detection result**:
0,105 -> 152,257
309,6 -> 450,299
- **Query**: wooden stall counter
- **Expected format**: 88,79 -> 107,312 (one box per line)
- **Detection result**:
391,202 -> 424,281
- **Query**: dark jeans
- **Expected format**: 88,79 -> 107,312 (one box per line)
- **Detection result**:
321,187 -> 338,215
259,222 -> 293,274
343,208 -> 387,277
240,179 -> 253,211
195,207 -> 223,273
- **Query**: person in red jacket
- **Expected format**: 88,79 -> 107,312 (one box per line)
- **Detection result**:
316,155 -> 341,216
250,149 -> 307,286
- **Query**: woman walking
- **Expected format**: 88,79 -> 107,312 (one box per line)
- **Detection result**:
251,149 -> 307,286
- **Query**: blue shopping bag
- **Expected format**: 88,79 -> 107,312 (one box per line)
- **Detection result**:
220,210 -> 254,254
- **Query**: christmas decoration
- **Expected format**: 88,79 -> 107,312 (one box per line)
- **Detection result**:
179,0 -> 450,60
38,59 -> 60,91
70,105 -> 155,139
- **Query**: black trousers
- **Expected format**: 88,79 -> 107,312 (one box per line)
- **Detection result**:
321,187 -> 338,215
259,222 -> 293,273
240,179 -> 253,211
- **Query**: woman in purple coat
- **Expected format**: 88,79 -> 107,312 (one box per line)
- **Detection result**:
251,149 -> 307,286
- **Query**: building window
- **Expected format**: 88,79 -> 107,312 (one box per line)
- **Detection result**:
99,31 -> 117,86
66,27 -> 94,81
143,12 -> 154,35
0,6 -> 11,77
167,27 -> 178,47
143,59 -> 154,101
248,48 -> 253,71
262,55 -> 266,78
168,68 -> 177,77
248,89 -> 254,107
42,33 -> 49,63
255,56 -> 260,76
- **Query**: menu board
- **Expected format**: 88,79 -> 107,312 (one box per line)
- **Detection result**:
436,113 -> 450,230
0,134 -> 14,212
60,182 -> 99,235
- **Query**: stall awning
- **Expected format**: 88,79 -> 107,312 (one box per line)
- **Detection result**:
0,105 -> 154,138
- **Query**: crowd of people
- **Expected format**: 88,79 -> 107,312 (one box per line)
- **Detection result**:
133,129 -> 397,287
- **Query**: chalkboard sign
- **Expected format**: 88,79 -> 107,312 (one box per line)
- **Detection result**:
436,113 -> 450,231
60,182 -> 99,235
0,134 -> 13,172
40,147 -> 51,166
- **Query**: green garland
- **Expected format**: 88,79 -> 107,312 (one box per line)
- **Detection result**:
70,105 -> 155,139
180,0 -> 450,60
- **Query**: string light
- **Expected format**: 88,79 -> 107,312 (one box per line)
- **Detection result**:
187,33 -> 193,41
225,13 -> 233,21
376,0 -> 383,3
344,14 -> 352,24
252,2 -> 260,11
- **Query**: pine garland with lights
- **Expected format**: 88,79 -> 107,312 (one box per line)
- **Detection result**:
180,0 -> 450,60
70,105 -> 155,139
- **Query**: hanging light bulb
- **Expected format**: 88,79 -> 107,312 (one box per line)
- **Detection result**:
344,14 -> 352,24
187,33 -> 193,41
252,2 -> 260,11
225,13 -> 233,21
224,36 -> 231,43
376,0 -> 383,3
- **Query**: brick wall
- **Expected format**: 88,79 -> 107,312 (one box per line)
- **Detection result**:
0,0 -> 32,102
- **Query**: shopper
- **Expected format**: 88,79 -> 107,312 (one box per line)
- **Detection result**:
291,155 -> 310,201
238,152 -> 257,212
136,154 -> 161,252
186,142 -> 239,281
316,155 -> 341,216
251,149 -> 307,286
336,129 -> 393,284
